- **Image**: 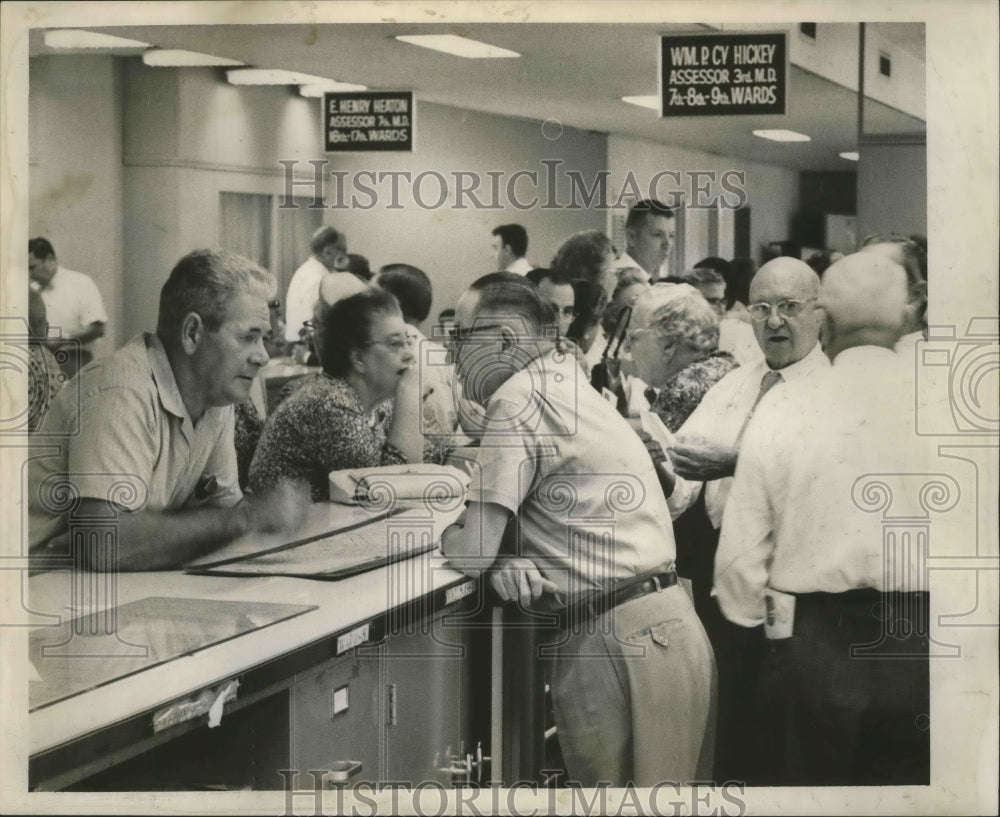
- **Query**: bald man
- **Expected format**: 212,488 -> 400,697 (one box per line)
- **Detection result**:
652,256 -> 829,782
715,253 -> 929,785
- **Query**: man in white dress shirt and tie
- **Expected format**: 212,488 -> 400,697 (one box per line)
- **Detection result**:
657,256 -> 829,782
715,252 -> 929,785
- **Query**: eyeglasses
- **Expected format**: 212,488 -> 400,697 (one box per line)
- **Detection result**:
747,298 -> 816,322
622,326 -> 659,348
448,323 -> 505,343
367,334 -> 415,352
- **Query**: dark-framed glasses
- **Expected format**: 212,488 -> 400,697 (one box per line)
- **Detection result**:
747,298 -> 816,322
448,323 -> 505,344
367,334 -> 415,352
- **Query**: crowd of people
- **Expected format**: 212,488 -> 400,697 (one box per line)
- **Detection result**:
26,202 -> 931,788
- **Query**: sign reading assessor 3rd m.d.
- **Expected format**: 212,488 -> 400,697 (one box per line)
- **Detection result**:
660,32 -> 787,116
325,91 -> 415,152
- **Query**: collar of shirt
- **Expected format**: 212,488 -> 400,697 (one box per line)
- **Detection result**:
32,265 -> 65,293
505,257 -> 534,275
832,344 -> 899,369
762,341 -> 829,382
146,333 -> 192,424
486,342 -> 564,406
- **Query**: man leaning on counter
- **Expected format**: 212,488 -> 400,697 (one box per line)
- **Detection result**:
28,249 -> 310,572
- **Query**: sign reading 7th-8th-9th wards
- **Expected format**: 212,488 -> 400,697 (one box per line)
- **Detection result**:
660,32 -> 787,116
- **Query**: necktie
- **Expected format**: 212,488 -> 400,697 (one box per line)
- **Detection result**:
735,370 -> 783,445
644,386 -> 658,406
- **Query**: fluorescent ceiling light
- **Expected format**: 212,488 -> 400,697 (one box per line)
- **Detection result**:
300,82 -> 369,98
622,95 -> 660,111
227,68 -> 340,86
752,129 -> 812,142
44,29 -> 151,49
143,49 -> 244,67
839,151 -> 860,161
395,34 -> 520,59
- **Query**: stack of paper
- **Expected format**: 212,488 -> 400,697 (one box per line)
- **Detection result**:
329,463 -> 469,506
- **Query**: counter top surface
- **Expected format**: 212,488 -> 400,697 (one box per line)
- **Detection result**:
27,501 -> 468,755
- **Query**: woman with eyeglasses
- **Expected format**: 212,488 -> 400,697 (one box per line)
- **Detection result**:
248,288 -> 424,501
624,283 -> 738,434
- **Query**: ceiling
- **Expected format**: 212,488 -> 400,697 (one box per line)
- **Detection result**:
28,22 -> 925,172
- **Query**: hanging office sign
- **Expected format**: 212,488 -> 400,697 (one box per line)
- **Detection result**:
324,91 -> 415,152
660,32 -> 787,116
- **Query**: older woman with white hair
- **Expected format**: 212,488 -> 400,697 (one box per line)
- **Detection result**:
623,282 -> 738,432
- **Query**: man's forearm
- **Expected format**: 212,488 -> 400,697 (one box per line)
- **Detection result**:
78,500 -> 249,572
440,501 -> 511,576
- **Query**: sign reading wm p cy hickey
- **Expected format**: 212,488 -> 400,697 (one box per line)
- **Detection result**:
325,91 -> 414,152
660,32 -> 787,116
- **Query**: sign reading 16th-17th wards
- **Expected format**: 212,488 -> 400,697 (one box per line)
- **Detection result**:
324,91 -> 414,152
660,32 -> 787,116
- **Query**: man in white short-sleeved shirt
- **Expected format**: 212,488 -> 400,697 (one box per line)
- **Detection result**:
29,237 -> 108,377
441,272 -> 715,787
29,249 -> 308,571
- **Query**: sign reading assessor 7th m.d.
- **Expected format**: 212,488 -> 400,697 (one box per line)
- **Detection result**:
324,91 -> 414,152
660,32 -> 787,116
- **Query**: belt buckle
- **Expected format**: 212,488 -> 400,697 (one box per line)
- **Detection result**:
652,574 -> 663,593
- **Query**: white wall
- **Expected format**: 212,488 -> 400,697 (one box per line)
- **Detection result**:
717,22 -> 925,122
29,55 -> 124,355
607,135 -> 800,267
34,56 -> 802,346
120,61 -> 607,337
856,144 -> 927,239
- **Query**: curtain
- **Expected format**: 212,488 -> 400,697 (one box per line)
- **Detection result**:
276,200 -> 323,303
219,192 -> 272,270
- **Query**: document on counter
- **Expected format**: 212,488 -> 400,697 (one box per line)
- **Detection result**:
185,506 -> 435,580
29,597 -> 317,711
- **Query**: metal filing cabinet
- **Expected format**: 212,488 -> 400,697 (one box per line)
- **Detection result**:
289,651 -> 383,787
287,579 -> 489,788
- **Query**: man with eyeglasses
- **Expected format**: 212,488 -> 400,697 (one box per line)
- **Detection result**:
525,267 -> 577,338
715,253 -> 928,785
657,256 -> 828,783
441,272 -> 715,788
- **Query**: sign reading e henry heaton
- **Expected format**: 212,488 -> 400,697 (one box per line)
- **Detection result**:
660,32 -> 787,116
324,91 -> 414,151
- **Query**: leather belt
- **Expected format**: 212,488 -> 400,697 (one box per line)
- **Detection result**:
793,588 -> 929,607
559,570 -> 677,627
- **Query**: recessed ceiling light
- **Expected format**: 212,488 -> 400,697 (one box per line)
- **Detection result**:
752,129 -> 812,142
395,35 -> 520,59
622,96 -> 660,111
44,29 -> 151,49
839,151 -> 860,161
143,50 -> 244,67
300,82 -> 370,98
227,68 -> 337,86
